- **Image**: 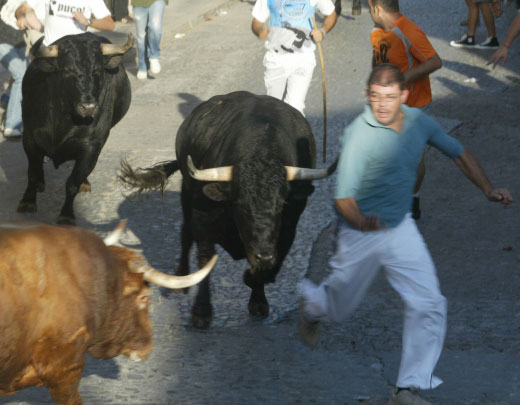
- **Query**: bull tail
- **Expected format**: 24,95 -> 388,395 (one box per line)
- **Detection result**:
119,159 -> 179,195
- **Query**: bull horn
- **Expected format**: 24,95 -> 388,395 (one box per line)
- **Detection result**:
139,255 -> 218,289
100,33 -> 135,55
285,158 -> 338,181
187,155 -> 233,182
103,219 -> 128,246
35,44 -> 58,58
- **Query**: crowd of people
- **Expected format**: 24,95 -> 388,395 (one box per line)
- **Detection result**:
0,0 -> 517,404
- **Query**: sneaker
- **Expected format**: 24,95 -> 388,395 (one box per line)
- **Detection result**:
411,196 -> 421,220
388,388 -> 432,405
149,58 -> 161,75
298,299 -> 320,349
450,34 -> 476,48
136,71 -> 147,80
3,128 -> 22,138
476,36 -> 500,49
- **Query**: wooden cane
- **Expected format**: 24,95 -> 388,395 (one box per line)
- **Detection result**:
311,15 -> 327,163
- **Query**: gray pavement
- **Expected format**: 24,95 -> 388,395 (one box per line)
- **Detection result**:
1,0 -> 520,404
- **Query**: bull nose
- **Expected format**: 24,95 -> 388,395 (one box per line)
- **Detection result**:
253,253 -> 275,268
76,102 -> 99,117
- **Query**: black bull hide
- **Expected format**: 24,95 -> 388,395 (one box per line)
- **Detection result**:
120,91 -> 336,328
17,33 -> 133,224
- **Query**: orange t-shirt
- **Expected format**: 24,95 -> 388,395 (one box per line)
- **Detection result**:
370,15 -> 437,108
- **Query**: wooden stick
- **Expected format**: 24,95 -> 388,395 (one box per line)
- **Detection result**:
311,15 -> 327,163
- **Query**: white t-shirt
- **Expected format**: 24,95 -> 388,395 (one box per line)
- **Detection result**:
28,0 -> 111,45
252,0 -> 335,53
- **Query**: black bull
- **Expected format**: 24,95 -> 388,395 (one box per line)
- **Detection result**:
17,33 -> 134,224
120,91 -> 337,328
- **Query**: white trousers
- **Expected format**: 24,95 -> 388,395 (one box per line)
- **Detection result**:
300,214 -> 447,390
263,50 -> 316,115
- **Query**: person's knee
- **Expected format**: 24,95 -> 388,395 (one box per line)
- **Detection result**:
412,293 -> 447,321
149,18 -> 162,33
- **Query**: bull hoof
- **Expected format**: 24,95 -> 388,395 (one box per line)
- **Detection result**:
17,201 -> 37,213
56,215 -> 76,225
191,314 -> 212,329
79,182 -> 91,193
37,182 -> 45,192
352,7 -> 361,15
191,304 -> 212,329
248,301 -> 269,317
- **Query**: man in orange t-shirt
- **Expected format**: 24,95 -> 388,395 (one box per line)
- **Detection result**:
368,0 -> 442,219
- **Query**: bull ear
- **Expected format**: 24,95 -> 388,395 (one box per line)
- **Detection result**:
104,55 -> 124,69
34,58 -> 57,72
202,183 -> 230,202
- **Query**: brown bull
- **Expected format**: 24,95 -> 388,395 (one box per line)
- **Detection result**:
0,222 -> 216,405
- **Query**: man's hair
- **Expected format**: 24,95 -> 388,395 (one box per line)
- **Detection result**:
367,63 -> 406,90
371,0 -> 400,12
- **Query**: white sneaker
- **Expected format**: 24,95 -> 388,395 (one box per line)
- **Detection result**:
3,128 -> 22,138
136,71 -> 147,80
149,58 -> 161,75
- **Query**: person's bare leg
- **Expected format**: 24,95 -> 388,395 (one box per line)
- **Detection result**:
467,0 -> 480,36
479,2 -> 497,37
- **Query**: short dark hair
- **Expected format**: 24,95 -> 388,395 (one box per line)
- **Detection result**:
367,63 -> 406,90
371,0 -> 400,12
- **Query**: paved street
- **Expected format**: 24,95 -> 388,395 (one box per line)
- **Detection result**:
1,0 -> 519,403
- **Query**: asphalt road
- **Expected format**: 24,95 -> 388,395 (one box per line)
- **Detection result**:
0,0 -> 519,404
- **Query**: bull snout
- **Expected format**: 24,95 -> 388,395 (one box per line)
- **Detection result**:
76,101 -> 99,118
249,251 -> 276,270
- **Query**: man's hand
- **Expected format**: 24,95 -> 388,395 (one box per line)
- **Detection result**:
335,197 -> 383,232
311,27 -> 324,43
73,11 -> 89,27
358,216 -> 381,231
487,46 -> 508,68
486,188 -> 513,206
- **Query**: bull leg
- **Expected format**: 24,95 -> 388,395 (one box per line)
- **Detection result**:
32,330 -> 88,405
17,147 -> 45,213
57,151 -> 99,224
244,269 -> 269,317
175,190 -> 194,293
191,242 -> 215,329
174,221 -> 194,295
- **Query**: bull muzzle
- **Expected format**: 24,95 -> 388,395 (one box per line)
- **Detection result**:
248,251 -> 276,270
76,101 -> 99,118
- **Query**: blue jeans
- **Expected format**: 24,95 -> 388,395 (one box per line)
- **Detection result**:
0,44 -> 28,130
133,0 -> 166,73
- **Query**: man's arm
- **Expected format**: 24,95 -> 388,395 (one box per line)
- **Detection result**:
488,13 -> 520,68
252,18 -> 269,40
311,11 -> 338,43
73,12 -> 115,31
454,149 -> 512,205
403,53 -> 442,84
335,197 -> 381,231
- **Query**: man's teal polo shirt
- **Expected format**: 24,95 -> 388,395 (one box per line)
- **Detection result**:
335,105 -> 464,228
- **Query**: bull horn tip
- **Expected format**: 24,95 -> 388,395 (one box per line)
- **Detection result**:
186,155 -> 196,175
